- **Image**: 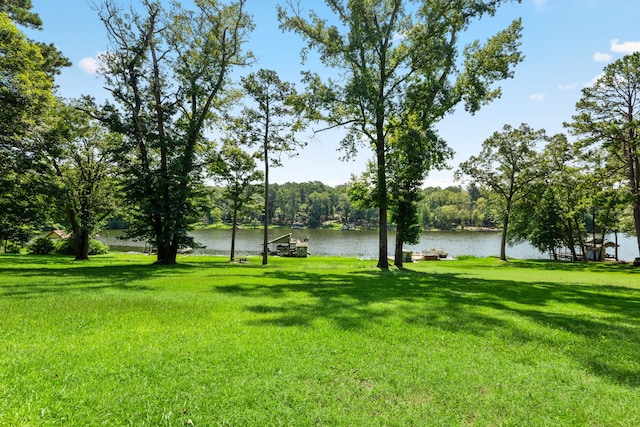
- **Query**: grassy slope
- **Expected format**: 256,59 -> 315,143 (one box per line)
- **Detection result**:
0,254 -> 639,426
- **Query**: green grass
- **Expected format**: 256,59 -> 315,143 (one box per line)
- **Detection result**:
1,254 -> 639,426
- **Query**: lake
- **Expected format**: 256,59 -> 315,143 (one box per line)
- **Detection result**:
98,228 -> 639,261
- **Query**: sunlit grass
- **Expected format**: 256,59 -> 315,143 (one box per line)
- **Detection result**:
1,253 -> 639,425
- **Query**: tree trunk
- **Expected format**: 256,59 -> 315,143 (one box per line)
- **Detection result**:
67,208 -> 89,261
155,234 -> 178,265
565,221 -> 578,261
394,227 -> 404,268
376,133 -> 389,270
262,144 -> 269,266
75,229 -> 90,261
230,205 -> 238,262
626,144 -> 640,258
500,207 -> 509,261
574,217 -> 586,261
632,194 -> 640,258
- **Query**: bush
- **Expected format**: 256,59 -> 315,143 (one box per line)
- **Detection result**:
54,238 -> 75,255
4,242 -> 22,254
89,239 -> 109,255
27,237 -> 55,255
55,238 -> 110,256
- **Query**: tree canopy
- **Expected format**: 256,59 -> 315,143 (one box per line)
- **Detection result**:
96,0 -> 253,264
279,0 -> 523,268
568,52 -> 640,258
457,123 -> 546,261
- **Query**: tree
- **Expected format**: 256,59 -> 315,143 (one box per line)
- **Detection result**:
96,0 -> 253,264
236,69 -> 306,265
42,99 -> 120,261
307,191 -> 331,227
513,134 -> 577,259
208,139 -> 262,262
387,116 -> 451,267
279,0 -> 523,269
568,52 -> 640,259
457,123 -> 546,261
0,4 -> 70,237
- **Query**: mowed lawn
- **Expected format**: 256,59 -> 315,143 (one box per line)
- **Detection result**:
1,253 -> 639,426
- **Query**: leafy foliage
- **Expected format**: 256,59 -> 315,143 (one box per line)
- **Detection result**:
0,0 -> 42,28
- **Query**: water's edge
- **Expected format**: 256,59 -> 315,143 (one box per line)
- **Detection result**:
97,228 -> 638,262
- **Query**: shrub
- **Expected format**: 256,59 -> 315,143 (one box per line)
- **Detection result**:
54,238 -> 75,255
89,239 -> 109,255
55,238 -> 110,256
27,237 -> 55,255
4,242 -> 22,254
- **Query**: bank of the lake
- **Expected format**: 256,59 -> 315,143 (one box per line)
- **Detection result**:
98,228 -> 639,261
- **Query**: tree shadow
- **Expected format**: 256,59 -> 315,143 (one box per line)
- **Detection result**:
510,258 -> 640,274
0,260 -> 197,298
215,267 -> 640,387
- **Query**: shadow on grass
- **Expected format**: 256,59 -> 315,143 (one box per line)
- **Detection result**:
0,255 -> 198,298
505,258 -> 640,274
216,267 -> 640,387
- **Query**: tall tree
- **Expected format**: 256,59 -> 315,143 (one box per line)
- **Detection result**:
236,69 -> 306,265
42,99 -> 120,261
0,5 -> 69,237
568,52 -> 640,259
519,134 -> 580,260
208,139 -> 263,262
279,0 -> 523,269
387,115 -> 451,267
457,123 -> 546,261
96,0 -> 253,264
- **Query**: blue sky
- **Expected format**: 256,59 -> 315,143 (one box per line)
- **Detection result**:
24,0 -> 640,187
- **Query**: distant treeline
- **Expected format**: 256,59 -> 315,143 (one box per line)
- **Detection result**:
178,181 -> 497,231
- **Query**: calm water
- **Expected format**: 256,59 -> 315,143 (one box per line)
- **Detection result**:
99,228 -> 639,261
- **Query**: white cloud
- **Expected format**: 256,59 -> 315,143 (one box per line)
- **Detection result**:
558,82 -> 577,91
533,0 -> 549,7
593,51 -> 612,62
584,73 -> 604,88
610,39 -> 640,54
530,93 -> 545,102
78,56 -> 99,74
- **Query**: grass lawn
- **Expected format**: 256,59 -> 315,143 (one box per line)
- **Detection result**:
0,253 -> 639,426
